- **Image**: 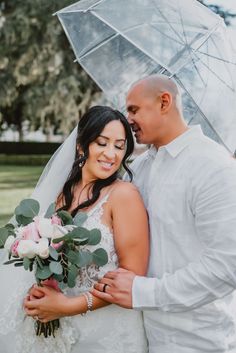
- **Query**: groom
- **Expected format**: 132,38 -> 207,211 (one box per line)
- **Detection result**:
92,74 -> 236,352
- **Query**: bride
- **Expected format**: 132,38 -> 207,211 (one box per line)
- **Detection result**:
0,106 -> 149,353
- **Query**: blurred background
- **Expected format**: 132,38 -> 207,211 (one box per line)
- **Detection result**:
0,0 -> 235,226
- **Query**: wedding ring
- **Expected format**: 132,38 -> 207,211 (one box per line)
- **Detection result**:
103,284 -> 109,293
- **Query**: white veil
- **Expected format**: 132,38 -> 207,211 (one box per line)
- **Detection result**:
0,127 -> 78,349
31,126 -> 78,212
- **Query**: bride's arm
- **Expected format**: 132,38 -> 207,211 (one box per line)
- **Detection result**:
111,181 -> 149,275
24,182 -> 149,322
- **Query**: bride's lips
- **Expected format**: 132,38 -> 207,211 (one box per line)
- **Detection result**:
98,160 -> 114,171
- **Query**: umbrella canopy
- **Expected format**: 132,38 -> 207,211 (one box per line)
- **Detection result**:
56,0 -> 236,154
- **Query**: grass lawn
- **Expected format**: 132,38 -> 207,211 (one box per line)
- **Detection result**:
0,165 -> 44,227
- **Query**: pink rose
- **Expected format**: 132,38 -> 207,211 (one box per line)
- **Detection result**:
51,240 -> 63,250
21,222 -> 41,242
11,239 -> 20,257
51,215 -> 62,226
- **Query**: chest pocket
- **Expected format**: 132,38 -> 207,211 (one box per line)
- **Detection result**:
148,182 -> 189,224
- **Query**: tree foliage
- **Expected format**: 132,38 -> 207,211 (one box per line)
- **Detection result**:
198,1 -> 236,26
0,1 -> 235,141
0,0 -> 100,140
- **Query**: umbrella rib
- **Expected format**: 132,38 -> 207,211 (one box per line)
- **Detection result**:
85,0 -> 106,12
196,53 -> 235,91
174,76 -> 231,153
90,11 -> 173,72
176,2 -> 206,87
169,18 -> 222,78
149,24 -> 184,47
77,32 -> 119,60
150,0 -> 185,44
196,50 -> 236,65
53,0 -> 106,15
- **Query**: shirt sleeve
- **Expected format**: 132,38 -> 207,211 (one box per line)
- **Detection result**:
133,162 -> 236,312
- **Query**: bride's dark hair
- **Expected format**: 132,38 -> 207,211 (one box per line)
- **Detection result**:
58,105 -> 134,217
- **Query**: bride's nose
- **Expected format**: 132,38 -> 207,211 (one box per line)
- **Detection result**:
103,146 -> 116,159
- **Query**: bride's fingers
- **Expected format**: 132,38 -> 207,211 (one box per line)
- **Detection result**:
30,287 -> 45,298
24,308 -> 39,317
90,288 -> 115,303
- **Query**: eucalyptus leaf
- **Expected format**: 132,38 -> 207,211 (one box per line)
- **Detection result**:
15,214 -> 33,226
77,250 -> 93,267
88,229 -> 101,245
53,274 -> 64,282
36,266 -> 52,280
36,255 -> 44,269
52,233 -> 70,243
23,257 -> 31,270
15,199 -> 40,218
49,261 -> 63,275
0,227 -> 9,248
92,248 -> 108,266
73,212 -> 88,226
67,265 -> 78,288
57,211 -> 73,225
5,224 -> 15,230
67,250 -> 79,264
70,226 -> 90,239
45,202 -> 56,218
68,264 -> 78,281
14,262 -> 24,267
67,277 -> 76,288
49,246 -> 59,260
58,282 -> 67,291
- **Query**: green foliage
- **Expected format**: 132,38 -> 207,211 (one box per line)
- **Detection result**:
73,212 -> 88,226
56,210 -> 74,225
15,198 -> 40,218
45,202 -> 56,219
0,0 -> 100,139
0,227 -> 10,248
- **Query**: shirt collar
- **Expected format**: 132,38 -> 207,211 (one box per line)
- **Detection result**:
164,125 -> 203,158
147,125 -> 203,159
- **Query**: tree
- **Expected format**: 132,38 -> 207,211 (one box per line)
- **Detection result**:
198,1 -> 236,26
0,0 -> 100,141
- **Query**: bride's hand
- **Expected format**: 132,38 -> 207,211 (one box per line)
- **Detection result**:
24,286 -> 70,323
27,285 -> 45,300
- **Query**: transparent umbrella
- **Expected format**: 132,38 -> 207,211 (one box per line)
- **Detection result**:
56,0 -> 236,154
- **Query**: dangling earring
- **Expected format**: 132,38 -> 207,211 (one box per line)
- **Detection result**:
78,153 -> 86,168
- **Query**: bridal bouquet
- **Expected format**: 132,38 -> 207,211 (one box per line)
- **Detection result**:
0,198 -> 108,338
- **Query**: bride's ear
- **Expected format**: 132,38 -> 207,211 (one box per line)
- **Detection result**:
77,144 -> 84,155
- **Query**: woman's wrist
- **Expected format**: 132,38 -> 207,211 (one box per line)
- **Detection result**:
62,294 -> 88,316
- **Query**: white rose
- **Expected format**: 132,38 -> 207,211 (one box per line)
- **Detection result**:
37,217 -> 54,238
51,224 -> 67,240
36,238 -> 50,259
15,226 -> 24,239
4,235 -> 15,252
17,240 -> 38,259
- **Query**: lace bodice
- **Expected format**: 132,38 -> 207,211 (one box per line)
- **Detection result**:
0,193 -> 147,353
66,193 -> 118,296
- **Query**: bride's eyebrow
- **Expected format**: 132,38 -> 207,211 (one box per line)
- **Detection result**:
99,135 -> 126,142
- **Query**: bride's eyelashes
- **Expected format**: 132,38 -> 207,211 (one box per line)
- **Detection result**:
96,140 -> 125,151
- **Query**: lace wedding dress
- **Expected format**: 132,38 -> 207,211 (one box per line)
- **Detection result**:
0,194 -> 148,353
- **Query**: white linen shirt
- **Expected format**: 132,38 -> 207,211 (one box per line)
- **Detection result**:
128,126 -> 236,353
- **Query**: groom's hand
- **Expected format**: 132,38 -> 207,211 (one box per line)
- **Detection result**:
91,268 -> 135,309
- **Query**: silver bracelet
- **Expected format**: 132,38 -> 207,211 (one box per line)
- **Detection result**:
82,292 -> 93,314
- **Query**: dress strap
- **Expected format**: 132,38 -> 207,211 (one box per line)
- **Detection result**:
86,191 -> 111,217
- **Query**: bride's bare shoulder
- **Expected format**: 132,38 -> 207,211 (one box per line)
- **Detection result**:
110,180 -> 142,203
